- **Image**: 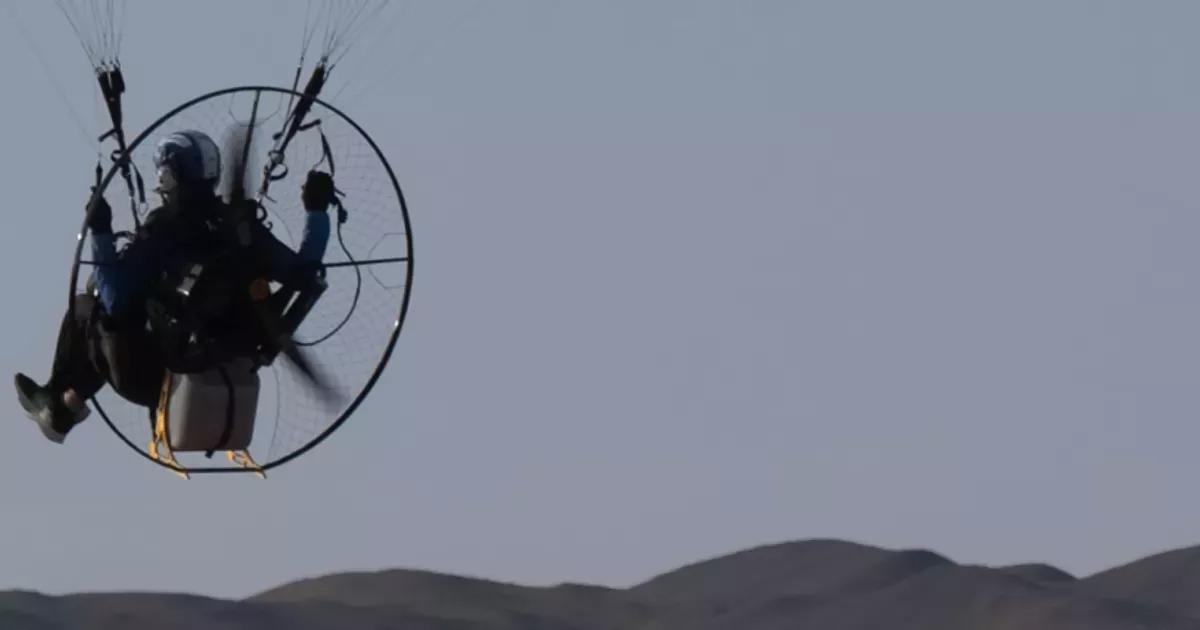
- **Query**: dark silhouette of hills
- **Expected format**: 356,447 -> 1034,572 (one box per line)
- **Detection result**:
996,562 -> 1076,584
1075,544 -> 1200,619
7,539 -> 1200,629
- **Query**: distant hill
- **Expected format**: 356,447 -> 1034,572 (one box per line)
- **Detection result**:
6,539 -> 1200,629
996,563 -> 1076,584
1074,545 -> 1200,619
252,568 -> 649,628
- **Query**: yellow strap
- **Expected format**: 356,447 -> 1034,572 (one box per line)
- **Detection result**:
148,372 -> 189,479
227,450 -> 266,479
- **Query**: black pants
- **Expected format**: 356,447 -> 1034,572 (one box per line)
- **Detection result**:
48,294 -> 165,409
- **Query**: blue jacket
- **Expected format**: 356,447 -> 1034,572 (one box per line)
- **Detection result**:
90,204 -> 331,319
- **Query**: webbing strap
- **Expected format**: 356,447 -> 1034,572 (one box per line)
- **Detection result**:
95,67 -> 143,229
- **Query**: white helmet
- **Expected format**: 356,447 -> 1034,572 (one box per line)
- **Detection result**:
153,130 -> 221,194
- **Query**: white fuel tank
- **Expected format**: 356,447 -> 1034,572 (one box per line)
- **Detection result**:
166,358 -> 260,451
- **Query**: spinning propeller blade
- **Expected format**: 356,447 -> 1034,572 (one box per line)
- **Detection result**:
248,279 -> 339,405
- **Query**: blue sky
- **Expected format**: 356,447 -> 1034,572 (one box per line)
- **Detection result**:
2,0 -> 1200,599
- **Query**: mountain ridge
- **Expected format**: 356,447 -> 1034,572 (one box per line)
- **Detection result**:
7,538 -> 1200,629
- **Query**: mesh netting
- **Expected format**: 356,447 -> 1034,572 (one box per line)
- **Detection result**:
72,86 -> 412,471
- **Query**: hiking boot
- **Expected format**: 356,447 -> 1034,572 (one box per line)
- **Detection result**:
14,374 -> 89,443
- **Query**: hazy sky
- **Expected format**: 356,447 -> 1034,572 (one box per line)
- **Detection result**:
3,0 -> 1200,599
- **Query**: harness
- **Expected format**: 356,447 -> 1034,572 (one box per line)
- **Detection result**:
135,202 -> 322,374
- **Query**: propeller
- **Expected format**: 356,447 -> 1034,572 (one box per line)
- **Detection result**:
247,278 -> 337,404
223,94 -> 339,406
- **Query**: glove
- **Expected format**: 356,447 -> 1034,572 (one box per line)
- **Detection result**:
301,170 -> 335,212
86,193 -> 113,234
